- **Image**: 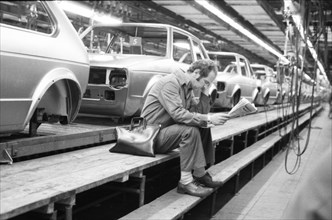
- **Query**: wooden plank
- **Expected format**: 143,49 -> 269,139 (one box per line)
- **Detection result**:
1,149 -> 179,193
0,127 -> 117,158
211,103 -> 313,143
0,147 -> 179,219
119,189 -> 202,220
0,144 -> 113,177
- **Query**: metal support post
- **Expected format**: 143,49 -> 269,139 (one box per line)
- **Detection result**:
209,191 -> 218,217
57,196 -> 76,220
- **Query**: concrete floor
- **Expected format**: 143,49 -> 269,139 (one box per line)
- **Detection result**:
211,104 -> 332,220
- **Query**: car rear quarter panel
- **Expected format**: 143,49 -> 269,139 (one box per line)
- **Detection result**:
0,1 -> 89,134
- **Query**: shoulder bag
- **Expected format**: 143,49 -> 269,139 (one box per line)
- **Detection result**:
109,117 -> 161,157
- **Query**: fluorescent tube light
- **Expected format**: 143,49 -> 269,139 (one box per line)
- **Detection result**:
58,1 -> 122,24
194,0 -> 289,64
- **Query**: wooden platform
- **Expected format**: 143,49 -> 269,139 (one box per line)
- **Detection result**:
0,104 -> 289,159
0,119 -> 119,159
0,146 -> 179,219
0,103 -> 319,220
119,105 -> 321,220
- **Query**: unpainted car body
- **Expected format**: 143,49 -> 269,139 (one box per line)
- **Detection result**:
286,66 -> 316,103
0,1 -> 89,135
79,23 -> 215,118
275,75 -> 290,104
251,64 -> 279,105
208,51 -> 261,110
273,70 -> 289,104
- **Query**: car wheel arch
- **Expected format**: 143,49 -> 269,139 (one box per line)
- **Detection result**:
24,68 -> 82,126
252,87 -> 260,102
231,87 -> 241,106
208,83 -> 218,105
264,92 -> 270,104
231,85 -> 241,98
264,88 -> 270,98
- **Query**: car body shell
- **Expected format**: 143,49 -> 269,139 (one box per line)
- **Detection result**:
273,71 -> 289,104
0,1 -> 89,135
208,51 -> 260,110
251,64 -> 279,105
276,77 -> 290,104
79,23 -> 214,118
286,66 -> 318,103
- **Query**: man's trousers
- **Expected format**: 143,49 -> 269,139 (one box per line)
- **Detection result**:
154,124 -> 214,172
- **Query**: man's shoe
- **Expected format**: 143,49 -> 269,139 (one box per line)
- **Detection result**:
194,172 -> 223,188
177,181 -> 213,197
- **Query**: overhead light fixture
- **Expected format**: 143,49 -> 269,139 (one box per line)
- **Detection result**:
58,1 -> 122,24
201,39 -> 212,44
194,0 -> 289,64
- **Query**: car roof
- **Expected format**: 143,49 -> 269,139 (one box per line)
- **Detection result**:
89,22 -> 201,41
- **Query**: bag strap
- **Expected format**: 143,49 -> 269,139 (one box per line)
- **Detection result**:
130,117 -> 147,130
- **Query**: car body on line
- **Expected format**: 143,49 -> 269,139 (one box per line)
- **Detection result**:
251,63 -> 279,105
208,51 -> 261,110
286,66 -> 316,103
79,22 -> 216,119
0,1 -> 89,136
273,70 -> 290,104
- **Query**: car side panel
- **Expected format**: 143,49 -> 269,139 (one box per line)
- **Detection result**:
0,1 -> 89,134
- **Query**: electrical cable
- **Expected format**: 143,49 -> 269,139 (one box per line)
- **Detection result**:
283,0 -> 325,174
276,62 -> 288,137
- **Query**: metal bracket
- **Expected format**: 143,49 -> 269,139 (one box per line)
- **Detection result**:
29,108 -> 45,136
0,149 -> 13,164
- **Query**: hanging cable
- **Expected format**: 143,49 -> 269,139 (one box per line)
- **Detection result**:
283,0 -> 325,174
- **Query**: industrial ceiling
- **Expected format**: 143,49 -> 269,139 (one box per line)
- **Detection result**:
65,0 -> 332,85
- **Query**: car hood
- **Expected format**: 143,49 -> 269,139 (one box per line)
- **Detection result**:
88,54 -> 175,72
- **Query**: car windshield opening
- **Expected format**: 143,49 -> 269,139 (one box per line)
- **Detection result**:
81,25 -> 168,57
210,54 -> 237,73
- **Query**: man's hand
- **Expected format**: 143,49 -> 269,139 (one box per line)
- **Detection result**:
210,113 -> 230,125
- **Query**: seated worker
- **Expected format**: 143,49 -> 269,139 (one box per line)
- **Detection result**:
141,59 -> 230,197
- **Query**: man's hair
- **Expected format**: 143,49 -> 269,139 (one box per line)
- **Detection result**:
187,59 -> 218,78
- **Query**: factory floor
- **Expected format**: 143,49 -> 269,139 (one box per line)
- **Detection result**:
211,104 -> 332,220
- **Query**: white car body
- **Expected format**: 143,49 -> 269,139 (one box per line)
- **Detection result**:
208,51 -> 261,110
